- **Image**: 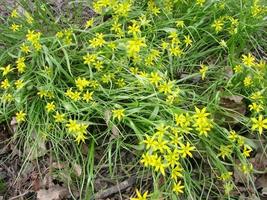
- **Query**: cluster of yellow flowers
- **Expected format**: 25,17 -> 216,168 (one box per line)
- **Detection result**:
1,0 -> 267,199
56,29 -> 74,45
212,16 -> 239,35
140,107 -> 213,195
232,53 -> 267,135
26,30 -> 42,51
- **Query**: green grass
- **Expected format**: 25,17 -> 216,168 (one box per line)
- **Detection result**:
0,0 -> 267,199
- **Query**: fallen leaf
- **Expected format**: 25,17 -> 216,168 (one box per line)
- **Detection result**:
250,153 -> 267,171
10,117 -> 18,133
262,187 -> 267,197
37,185 -> 69,200
73,163 -> 82,177
52,162 -> 65,170
255,174 -> 267,190
215,94 -> 246,126
224,66 -> 234,79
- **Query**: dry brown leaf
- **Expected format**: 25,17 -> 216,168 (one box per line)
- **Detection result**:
104,110 -> 112,124
220,95 -> 245,109
250,153 -> 267,171
37,185 -> 69,200
216,95 -> 246,125
261,187 -> 267,197
255,174 -> 267,189
73,163 -> 82,177
52,162 -> 66,170
10,117 -> 18,133
224,66 -> 234,79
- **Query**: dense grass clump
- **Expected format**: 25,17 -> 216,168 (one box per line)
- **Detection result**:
0,0 -> 267,199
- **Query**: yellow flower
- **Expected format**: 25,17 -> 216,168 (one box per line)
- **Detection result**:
194,120 -> 213,137
250,91 -> 262,101
130,189 -> 148,200
220,172 -> 233,181
155,138 -> 169,153
71,91 -> 81,101
85,18 -> 94,28
194,106 -> 210,120
128,21 -> 141,36
114,2 -> 131,17
75,124 -> 88,144
158,80 -> 174,94
143,135 -> 157,150
56,31 -> 64,38
66,119 -> 88,143
251,115 -> 267,134
148,1 -> 160,16
20,43 -> 31,54
11,9 -> 19,18
53,112 -> 65,123
233,65 -> 242,73
248,103 -> 263,113
178,142 -> 195,158
16,111 -> 26,123
176,20 -> 185,28
161,41 -> 169,50
165,149 -> 180,168
15,79 -> 24,89
199,64 -> 208,80
255,60 -> 266,70
149,72 -> 162,86
82,91 -> 94,102
173,181 -> 185,194
242,53 -> 255,67
228,130 -> 238,142
218,145 -> 232,160
66,119 -> 80,132
169,46 -> 183,57
184,35 -> 192,47
46,102 -> 56,112
242,145 -> 252,158
25,12 -> 33,24
26,30 -> 41,44
0,65 -> 13,76
170,165 -> 183,181
112,109 -> 125,121
89,33 -> 105,48
10,24 -> 21,32
175,113 -> 191,127
16,57 -> 26,73
153,156 -> 166,176
93,60 -> 104,71
219,40 -> 227,48
116,78 -> 126,88
83,53 -> 97,65
127,37 -> 146,57
212,19 -> 224,33
1,79 -> 10,89
75,77 -> 90,91
139,15 -> 151,27
240,163 -> 253,174
243,76 -> 252,87
3,93 -> 13,102
224,182 -> 234,195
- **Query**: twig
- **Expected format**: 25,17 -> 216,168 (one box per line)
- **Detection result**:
93,176 -> 136,199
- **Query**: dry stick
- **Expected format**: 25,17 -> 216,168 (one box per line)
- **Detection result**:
94,176 -> 136,199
